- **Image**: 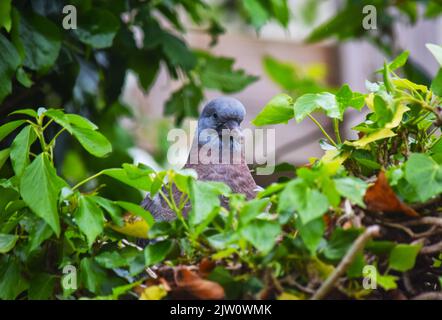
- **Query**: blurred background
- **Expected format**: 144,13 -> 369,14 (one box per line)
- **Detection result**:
1,0 -> 442,200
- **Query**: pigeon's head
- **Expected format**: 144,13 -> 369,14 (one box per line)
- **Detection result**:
198,97 -> 246,135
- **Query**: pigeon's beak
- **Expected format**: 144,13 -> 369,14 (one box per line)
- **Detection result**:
221,119 -> 241,131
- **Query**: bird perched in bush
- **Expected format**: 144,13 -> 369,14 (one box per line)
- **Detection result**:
141,97 -> 258,222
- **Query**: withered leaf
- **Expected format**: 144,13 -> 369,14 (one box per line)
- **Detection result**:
174,267 -> 225,300
364,171 -> 419,217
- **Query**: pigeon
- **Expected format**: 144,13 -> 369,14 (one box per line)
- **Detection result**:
141,97 -> 258,222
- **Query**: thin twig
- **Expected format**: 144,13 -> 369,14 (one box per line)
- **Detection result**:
420,240 -> 442,255
403,217 -> 442,228
311,225 -> 381,300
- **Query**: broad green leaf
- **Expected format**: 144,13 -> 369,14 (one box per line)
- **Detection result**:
45,109 -> 73,132
296,217 -> 324,254
0,0 -> 11,31
10,125 -> 37,176
334,177 -> 368,207
9,108 -> 37,118
19,13 -> 61,72
431,68 -> 442,96
0,258 -> 29,299
71,126 -> 112,158
426,43 -> 442,66
28,219 -> 53,252
252,94 -> 294,126
345,128 -> 396,148
335,84 -> 365,112
278,180 -> 329,224
294,92 -> 341,122
239,198 -> 270,225
102,164 -> 153,191
243,0 -> 269,29
323,228 -> 361,261
91,196 -> 123,226
189,180 -> 230,226
144,240 -> 174,266
262,56 -> 298,91
388,51 -> 409,71
165,82 -> 203,125
75,195 -> 105,247
16,67 -> 33,88
240,220 -> 281,253
0,148 -> 10,171
0,233 -> 18,253
0,34 -> 20,103
405,153 -> 442,202
388,243 -> 422,272
374,270 -> 398,291
270,0 -> 290,27
65,114 -> 98,130
115,201 -> 155,227
80,257 -> 107,294
20,154 -> 67,236
75,9 -> 120,49
198,52 -> 258,93
29,273 -> 56,300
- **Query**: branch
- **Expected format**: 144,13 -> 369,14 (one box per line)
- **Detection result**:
420,240 -> 442,255
403,217 -> 442,228
412,292 -> 442,300
311,225 -> 381,300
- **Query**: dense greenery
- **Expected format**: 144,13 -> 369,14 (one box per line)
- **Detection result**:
1,47 -> 441,299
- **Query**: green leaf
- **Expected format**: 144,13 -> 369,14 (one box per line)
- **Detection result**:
0,148 -> 10,171
144,240 -> 174,266
243,0 -> 269,29
198,52 -> 258,93
323,228 -> 361,261
0,258 -> 29,299
65,114 -> 98,130
0,120 -> 25,142
0,0 -> 11,31
20,154 -> 67,236
102,164 -> 153,191
252,94 -> 294,126
80,257 -> 107,294
19,13 -> 61,72
29,273 -> 56,300
91,196 -> 123,226
388,51 -> 409,71
28,219 -> 53,252
375,271 -> 398,291
239,198 -> 270,225
262,55 -> 298,91
278,180 -> 329,224
334,177 -> 368,207
296,217 -> 324,254
10,125 -> 37,177
75,195 -> 105,247
9,109 -> 38,118
294,92 -> 341,122
431,68 -> 442,97
426,43 -> 442,66
115,201 -> 155,227
0,233 -> 18,253
165,82 -> 203,125
405,153 -> 442,202
189,180 -> 230,226
0,34 -> 20,103
335,84 -> 365,112
240,220 -> 281,253
75,9 -> 120,49
71,126 -> 112,158
270,0 -> 290,27
388,243 -> 422,272
16,67 -> 33,88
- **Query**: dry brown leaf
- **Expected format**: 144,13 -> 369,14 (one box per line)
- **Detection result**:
198,258 -> 216,277
173,267 -> 225,300
364,171 -> 419,217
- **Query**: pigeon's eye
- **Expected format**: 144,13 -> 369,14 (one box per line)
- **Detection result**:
212,113 -> 218,119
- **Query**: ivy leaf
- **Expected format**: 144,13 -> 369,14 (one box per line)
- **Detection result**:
114,201 -> 155,227
426,43 -> 442,66
240,220 -> 281,253
75,195 -> 105,247
388,243 -> 422,272
335,84 -> 365,112
198,52 -> 258,93
75,9 -> 120,49
102,164 -> 154,191
296,217 -> 325,254
28,219 -> 53,252
294,92 -> 341,122
0,34 -> 20,103
10,125 -> 37,177
19,13 -> 61,72
334,177 -> 368,207
405,153 -> 442,202
0,233 -> 18,253
144,240 -> 174,266
189,180 -> 230,226
323,228 -> 361,261
20,154 -> 67,236
252,94 -> 294,126
239,198 -> 270,225
28,273 -> 56,300
278,180 -> 329,224
80,257 -> 107,294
